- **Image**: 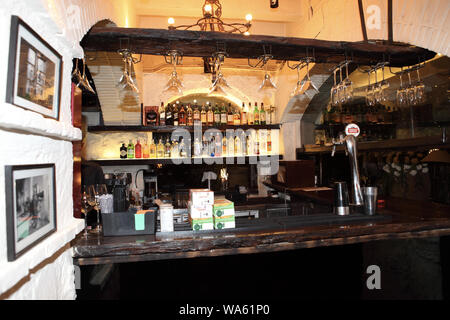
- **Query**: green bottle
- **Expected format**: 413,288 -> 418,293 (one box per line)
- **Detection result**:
127,140 -> 135,159
253,102 -> 260,125
214,103 -> 221,126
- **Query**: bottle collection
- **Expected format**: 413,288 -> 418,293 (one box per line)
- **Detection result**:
322,103 -> 399,126
145,100 -> 276,127
120,129 -> 273,159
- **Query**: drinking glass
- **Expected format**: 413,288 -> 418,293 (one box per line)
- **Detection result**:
81,185 -> 94,238
343,62 -> 353,102
291,64 -> 304,97
406,72 -> 417,105
300,59 -> 319,95
366,70 -> 375,106
396,73 -> 407,107
415,68 -> 425,104
379,66 -> 389,103
88,185 -> 101,233
259,58 -> 277,91
330,68 -> 339,106
163,50 -> 184,95
337,66 -> 346,104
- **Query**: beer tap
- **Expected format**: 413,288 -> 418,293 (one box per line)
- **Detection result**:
331,133 -> 364,208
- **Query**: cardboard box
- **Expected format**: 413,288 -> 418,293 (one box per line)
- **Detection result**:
188,201 -> 214,231
189,189 -> 214,207
213,199 -> 235,229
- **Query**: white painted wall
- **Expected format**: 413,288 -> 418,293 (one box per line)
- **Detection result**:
0,0 -> 127,299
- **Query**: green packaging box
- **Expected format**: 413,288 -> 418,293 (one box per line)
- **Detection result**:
189,216 -> 214,231
213,199 -> 235,229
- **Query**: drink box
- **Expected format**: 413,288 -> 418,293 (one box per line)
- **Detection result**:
188,202 -> 214,231
102,208 -> 157,236
213,199 -> 235,229
189,189 -> 214,207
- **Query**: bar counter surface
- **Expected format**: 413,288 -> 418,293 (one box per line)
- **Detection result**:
71,195 -> 450,266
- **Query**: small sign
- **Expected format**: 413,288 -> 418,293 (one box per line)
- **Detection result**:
345,123 -> 360,137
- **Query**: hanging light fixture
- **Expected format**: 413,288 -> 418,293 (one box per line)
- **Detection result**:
168,0 -> 252,34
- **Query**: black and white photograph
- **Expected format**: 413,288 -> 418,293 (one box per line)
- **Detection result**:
5,164 -> 57,261
5,15 -> 62,120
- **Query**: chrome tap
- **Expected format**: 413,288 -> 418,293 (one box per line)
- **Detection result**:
331,134 -> 363,206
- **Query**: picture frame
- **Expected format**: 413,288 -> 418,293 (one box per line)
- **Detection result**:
6,15 -> 62,120
5,164 -> 57,261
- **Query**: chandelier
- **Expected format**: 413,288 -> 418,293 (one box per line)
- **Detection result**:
168,0 -> 252,35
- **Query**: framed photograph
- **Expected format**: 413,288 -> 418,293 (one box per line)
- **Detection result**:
6,15 -> 62,120
5,164 -> 57,261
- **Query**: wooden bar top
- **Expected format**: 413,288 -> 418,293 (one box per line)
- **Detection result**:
71,197 -> 450,266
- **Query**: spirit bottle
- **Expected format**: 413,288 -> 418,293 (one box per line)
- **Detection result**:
193,102 -> 201,125
156,139 -> 164,158
222,135 -> 227,156
254,132 -> 260,155
215,133 -> 222,157
179,137 -> 187,157
165,104 -> 173,125
247,102 -> 254,125
260,103 -> 266,125
220,103 -> 227,125
120,143 -> 127,159
246,135 -> 253,155
234,135 -> 241,155
135,139 -> 142,158
214,104 -> 221,126
193,137 -> 201,157
253,102 -> 260,125
227,134 -> 234,156
146,107 -> 157,125
149,139 -> 156,158
164,138 -> 171,158
201,104 -> 207,126
142,140 -> 149,158
178,104 -> 186,126
158,102 -> 166,126
207,103 -> 214,126
173,104 -> 179,126
233,106 -> 241,125
267,130 -> 272,154
227,103 -> 234,125
127,140 -> 135,159
187,104 -> 193,126
240,102 -> 247,125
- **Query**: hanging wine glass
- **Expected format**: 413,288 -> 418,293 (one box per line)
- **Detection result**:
259,55 -> 277,91
337,65 -> 346,104
379,65 -> 389,103
343,61 -> 353,102
330,67 -> 339,106
366,70 -> 375,106
209,52 -> 230,95
396,72 -> 407,107
291,63 -> 304,97
126,56 -> 139,93
406,71 -> 416,105
373,67 -> 382,104
300,58 -> 319,95
163,50 -> 183,95
415,67 -> 425,104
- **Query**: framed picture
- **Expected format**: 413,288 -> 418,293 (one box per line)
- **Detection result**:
5,164 -> 57,261
6,15 -> 62,120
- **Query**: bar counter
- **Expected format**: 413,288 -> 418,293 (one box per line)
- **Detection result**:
71,196 -> 450,266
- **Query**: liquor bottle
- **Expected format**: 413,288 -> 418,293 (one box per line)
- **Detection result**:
179,137 -> 187,158
260,103 -> 266,125
227,103 -> 234,125
253,102 -> 260,125
171,139 -> 179,158
193,137 -> 201,157
156,139 -> 164,158
254,131 -> 260,155
135,139 -> 142,158
227,134 -> 234,156
214,104 -> 221,126
247,102 -> 254,125
164,138 -> 171,158
222,135 -> 227,156
220,103 -> 227,125
173,104 -> 179,126
266,105 -> 272,125
267,130 -> 272,154
149,139 -> 156,158
127,140 -> 135,159
234,135 -> 241,155
207,103 -> 214,126
246,134 -> 253,155
146,107 -> 158,125
186,103 -> 193,126
142,140 -> 149,158
120,143 -> 127,159
159,102 -> 166,126
179,104 -> 186,126
165,104 -> 173,125
215,133 -> 222,157
200,104 -> 207,126
240,102 -> 247,125
233,106 -> 241,125
193,103 -> 200,125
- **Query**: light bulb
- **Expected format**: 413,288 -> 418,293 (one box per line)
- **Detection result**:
245,13 -> 253,22
244,31 -> 250,36
204,4 -> 212,14
168,17 -> 175,25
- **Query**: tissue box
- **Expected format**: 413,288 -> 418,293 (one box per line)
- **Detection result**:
188,202 -> 214,231
189,189 -> 214,207
213,199 -> 235,229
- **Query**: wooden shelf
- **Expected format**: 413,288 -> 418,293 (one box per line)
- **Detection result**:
90,155 -> 282,166
314,122 -> 396,129
297,135 -> 450,154
88,124 -> 280,133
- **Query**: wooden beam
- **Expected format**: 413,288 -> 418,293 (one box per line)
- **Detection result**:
80,27 -> 436,67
